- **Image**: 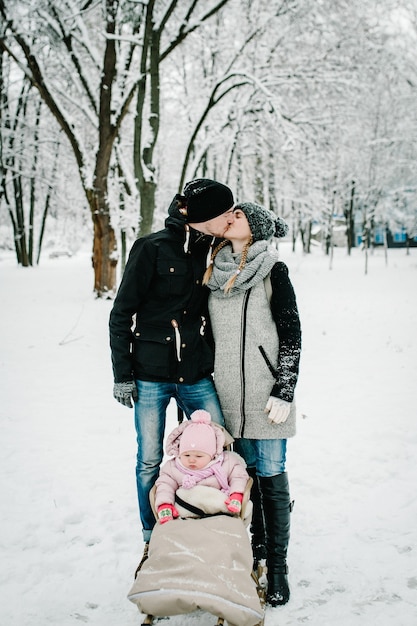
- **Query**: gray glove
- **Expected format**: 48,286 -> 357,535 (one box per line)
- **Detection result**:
113,381 -> 138,408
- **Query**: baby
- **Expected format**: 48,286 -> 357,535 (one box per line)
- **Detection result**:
155,410 -> 249,523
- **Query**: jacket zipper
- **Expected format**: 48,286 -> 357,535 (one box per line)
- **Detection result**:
238,290 -> 251,438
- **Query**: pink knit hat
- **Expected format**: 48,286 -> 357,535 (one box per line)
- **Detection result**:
178,410 -> 222,457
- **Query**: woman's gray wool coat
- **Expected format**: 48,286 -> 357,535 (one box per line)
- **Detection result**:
208,263 -> 300,440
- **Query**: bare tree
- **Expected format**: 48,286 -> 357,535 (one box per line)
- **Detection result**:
133,0 -> 232,236
1,0 -> 416,278
1,0 -> 140,293
0,0 -> 233,292
0,62 -> 31,266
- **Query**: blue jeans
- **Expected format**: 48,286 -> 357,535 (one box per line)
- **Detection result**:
233,438 -> 287,477
134,377 -> 225,542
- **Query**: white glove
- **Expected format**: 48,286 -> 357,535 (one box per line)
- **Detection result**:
264,396 -> 291,424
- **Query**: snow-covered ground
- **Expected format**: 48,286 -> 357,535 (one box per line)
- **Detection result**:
1,243 -> 416,626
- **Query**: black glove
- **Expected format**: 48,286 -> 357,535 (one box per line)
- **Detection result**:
113,381 -> 138,408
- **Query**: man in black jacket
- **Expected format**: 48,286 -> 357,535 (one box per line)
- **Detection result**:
109,179 -> 235,563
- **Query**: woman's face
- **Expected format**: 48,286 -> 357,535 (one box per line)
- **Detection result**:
224,208 -> 252,242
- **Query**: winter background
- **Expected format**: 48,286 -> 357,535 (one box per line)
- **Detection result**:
1,241 -> 416,626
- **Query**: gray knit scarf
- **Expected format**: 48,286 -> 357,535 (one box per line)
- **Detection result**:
207,240 -> 280,298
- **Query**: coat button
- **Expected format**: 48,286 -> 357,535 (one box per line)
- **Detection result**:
179,377 -> 184,382
195,279 -> 200,284
135,332 -> 140,337
166,337 -> 171,341
181,343 -> 186,348
169,267 -> 175,272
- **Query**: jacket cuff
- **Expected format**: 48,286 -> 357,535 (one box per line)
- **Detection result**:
271,383 -> 294,403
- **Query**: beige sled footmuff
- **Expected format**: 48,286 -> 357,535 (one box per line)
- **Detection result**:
128,485 -> 263,626
128,515 -> 263,626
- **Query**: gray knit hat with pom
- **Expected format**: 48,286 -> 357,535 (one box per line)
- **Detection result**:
234,202 -> 288,241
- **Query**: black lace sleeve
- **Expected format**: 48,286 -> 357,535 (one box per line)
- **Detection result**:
269,261 -> 302,402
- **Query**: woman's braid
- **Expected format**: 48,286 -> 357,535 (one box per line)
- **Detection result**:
202,240 -> 230,285
223,236 -> 253,293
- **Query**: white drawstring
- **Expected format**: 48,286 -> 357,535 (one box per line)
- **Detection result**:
171,319 -> 181,361
183,224 -> 190,254
206,236 -> 215,268
200,316 -> 206,336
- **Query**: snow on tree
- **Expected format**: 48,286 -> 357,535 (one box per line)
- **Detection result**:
1,0 -> 416,292
0,0 -> 233,294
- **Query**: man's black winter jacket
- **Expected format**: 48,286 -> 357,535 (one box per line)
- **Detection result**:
109,209 -> 216,385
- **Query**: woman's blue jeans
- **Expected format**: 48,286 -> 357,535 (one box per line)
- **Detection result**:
134,377 -> 225,542
233,437 -> 287,477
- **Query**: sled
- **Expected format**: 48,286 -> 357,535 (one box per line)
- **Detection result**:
128,478 -> 265,626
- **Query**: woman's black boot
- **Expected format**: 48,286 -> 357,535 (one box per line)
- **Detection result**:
247,467 -> 267,571
259,472 -> 292,606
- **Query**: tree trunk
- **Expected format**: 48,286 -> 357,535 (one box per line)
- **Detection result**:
29,100 -> 42,265
89,0 -> 120,296
255,152 -> 264,205
268,150 -> 277,215
13,174 -> 29,266
345,180 -> 355,254
92,214 -> 117,297
306,219 -> 312,254
87,188 -> 118,297
291,201 -> 297,252
139,179 -> 157,236
37,140 -> 60,264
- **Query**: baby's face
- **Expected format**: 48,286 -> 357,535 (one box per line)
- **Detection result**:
180,450 -> 212,470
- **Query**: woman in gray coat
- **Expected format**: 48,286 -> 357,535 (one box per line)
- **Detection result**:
204,202 -> 301,607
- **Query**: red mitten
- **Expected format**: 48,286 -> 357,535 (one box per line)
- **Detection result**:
225,492 -> 243,514
157,503 -> 179,524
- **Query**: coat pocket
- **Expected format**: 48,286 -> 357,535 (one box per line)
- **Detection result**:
133,323 -> 175,378
156,257 -> 189,297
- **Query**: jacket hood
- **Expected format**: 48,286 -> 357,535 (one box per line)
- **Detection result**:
165,194 -> 188,232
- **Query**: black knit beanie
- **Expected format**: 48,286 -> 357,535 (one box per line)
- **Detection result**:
182,178 -> 234,223
234,202 -> 289,241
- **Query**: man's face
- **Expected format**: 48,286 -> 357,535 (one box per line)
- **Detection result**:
189,208 -> 235,237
